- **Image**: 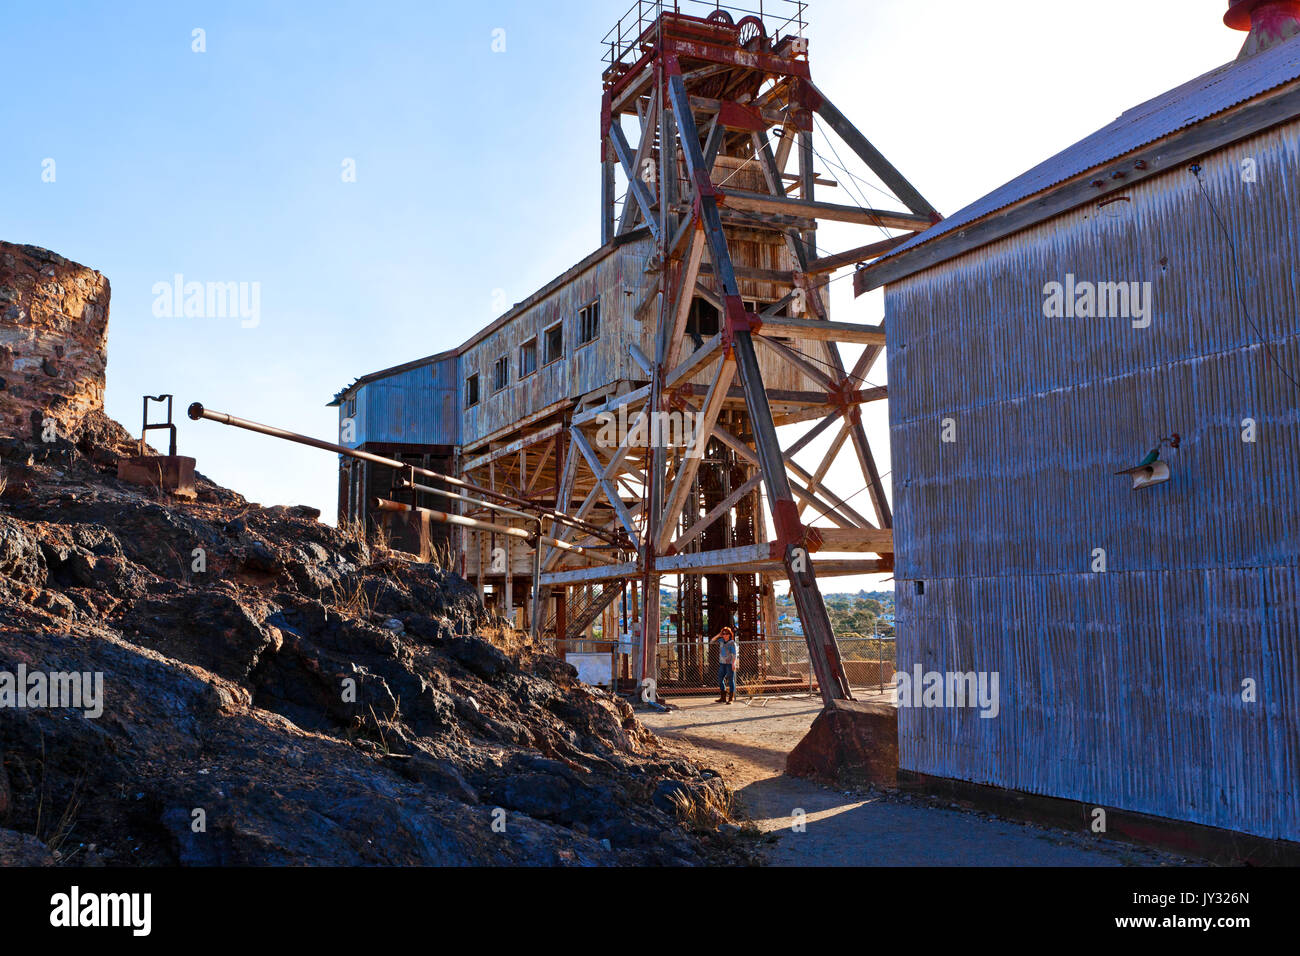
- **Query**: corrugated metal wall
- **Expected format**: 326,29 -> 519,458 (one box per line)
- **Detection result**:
888,123 -> 1300,841
459,239 -> 656,449
346,356 -> 459,447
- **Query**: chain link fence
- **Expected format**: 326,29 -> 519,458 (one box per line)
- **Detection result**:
653,636 -> 895,695
539,634 -> 896,696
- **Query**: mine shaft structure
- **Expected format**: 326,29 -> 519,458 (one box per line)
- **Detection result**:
453,1 -> 939,705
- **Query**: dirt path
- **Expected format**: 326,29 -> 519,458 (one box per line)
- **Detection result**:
641,693 -> 1189,867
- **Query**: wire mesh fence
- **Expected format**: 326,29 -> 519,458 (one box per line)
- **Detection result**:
653,636 -> 895,695
538,634 -> 896,696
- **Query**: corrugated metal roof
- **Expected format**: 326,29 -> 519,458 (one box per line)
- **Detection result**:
877,37 -> 1300,273
328,349 -> 457,406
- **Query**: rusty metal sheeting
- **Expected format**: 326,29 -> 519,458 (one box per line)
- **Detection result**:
459,238 -> 657,450
341,355 -> 458,448
879,37 -> 1300,271
886,124 -> 1300,842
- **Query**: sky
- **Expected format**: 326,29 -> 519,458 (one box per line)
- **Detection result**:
1,0 -> 1245,595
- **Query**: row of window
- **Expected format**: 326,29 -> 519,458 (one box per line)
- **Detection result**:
465,300 -> 600,408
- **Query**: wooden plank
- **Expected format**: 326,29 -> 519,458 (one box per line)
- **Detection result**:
628,343 -> 653,377
807,559 -> 888,577
807,235 -> 911,275
602,157 -> 616,245
721,189 -> 931,231
656,356 -> 737,551
786,453 -> 873,528
542,560 -> 639,588
812,527 -> 894,554
664,222 -> 707,371
796,418 -> 851,519
785,409 -> 842,459
462,421 -> 565,474
672,472 -> 762,552
659,542 -> 768,573
571,385 -> 651,427
755,315 -> 886,345
540,552 -> 885,586
619,88 -> 660,235
571,427 -> 641,543
609,122 -> 661,241
524,438 -> 555,496
753,333 -> 835,391
664,332 -> 722,391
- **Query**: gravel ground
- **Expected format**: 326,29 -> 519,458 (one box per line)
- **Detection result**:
641,693 -> 1196,867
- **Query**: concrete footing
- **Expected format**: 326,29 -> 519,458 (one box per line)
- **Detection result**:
785,699 -> 898,787
117,455 -> 197,498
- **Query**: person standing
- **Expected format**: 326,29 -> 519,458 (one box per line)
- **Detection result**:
713,626 -> 738,704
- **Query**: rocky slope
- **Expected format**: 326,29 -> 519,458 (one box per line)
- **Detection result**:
0,413 -> 748,866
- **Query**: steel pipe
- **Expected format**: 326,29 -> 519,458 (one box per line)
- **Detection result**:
187,402 -> 622,546
371,498 -> 614,565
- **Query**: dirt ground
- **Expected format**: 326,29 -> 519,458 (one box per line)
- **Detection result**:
641,692 -> 1195,867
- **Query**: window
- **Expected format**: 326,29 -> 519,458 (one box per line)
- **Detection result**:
686,297 -> 720,348
519,337 -> 538,377
544,322 -> 564,366
577,299 -> 600,346
465,373 -> 479,408
342,397 -> 356,418
493,355 -> 510,392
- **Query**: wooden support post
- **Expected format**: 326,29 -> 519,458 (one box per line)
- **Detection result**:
554,588 -> 567,660
610,122 -> 662,241
602,158 -> 616,244
667,63 -> 852,706
503,535 -> 513,624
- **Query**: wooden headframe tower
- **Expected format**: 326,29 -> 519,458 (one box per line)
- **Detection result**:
598,1 -> 936,704
450,1 -> 939,708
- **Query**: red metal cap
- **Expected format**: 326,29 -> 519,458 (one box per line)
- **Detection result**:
1227,0 -> 1261,29
1225,0 -> 1300,30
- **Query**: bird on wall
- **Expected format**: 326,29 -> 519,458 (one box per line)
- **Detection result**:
1115,434 -> 1181,488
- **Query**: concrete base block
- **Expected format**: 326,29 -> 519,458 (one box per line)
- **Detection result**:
785,699 -> 898,787
117,455 -> 197,498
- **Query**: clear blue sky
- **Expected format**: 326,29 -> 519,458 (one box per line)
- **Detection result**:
1,0 -> 1242,591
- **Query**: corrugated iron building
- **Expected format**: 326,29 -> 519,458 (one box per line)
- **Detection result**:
329,351 -> 459,555
855,13 -> 1300,842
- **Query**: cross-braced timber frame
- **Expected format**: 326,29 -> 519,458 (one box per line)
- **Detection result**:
458,3 -> 939,707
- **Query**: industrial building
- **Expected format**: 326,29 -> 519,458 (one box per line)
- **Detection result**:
331,0 -> 926,700
855,0 -> 1300,847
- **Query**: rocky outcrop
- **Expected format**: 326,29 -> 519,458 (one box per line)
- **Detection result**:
0,243 -> 109,440
0,413 -> 752,866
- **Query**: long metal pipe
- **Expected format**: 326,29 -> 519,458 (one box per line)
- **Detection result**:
395,478 -> 549,642
187,402 -> 621,546
374,494 -> 608,646
370,498 -> 614,565
396,477 -> 534,524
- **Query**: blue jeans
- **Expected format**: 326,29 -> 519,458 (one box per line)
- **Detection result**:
719,662 -> 736,696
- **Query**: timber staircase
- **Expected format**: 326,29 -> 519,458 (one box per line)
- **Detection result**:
546,581 -> 626,647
